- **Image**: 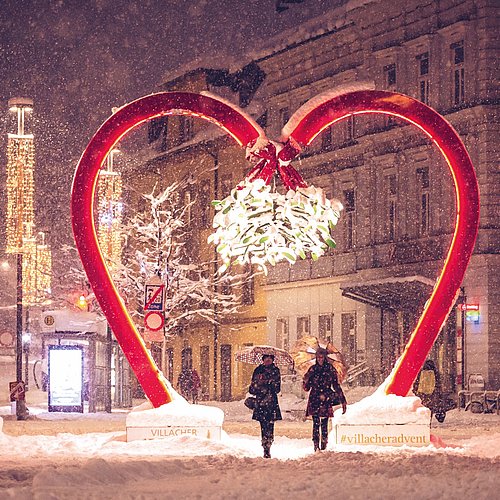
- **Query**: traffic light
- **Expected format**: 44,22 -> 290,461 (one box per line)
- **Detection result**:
77,294 -> 88,311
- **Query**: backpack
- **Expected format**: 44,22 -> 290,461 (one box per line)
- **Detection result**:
417,370 -> 436,395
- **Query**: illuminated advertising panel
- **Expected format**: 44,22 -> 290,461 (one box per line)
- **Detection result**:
48,345 -> 84,412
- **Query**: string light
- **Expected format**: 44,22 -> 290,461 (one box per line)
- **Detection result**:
6,134 -> 35,254
97,167 -> 123,274
21,231 -> 52,305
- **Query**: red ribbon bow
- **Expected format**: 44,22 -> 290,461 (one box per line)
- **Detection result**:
244,138 -> 307,191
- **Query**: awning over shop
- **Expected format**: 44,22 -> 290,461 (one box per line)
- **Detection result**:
341,275 -> 434,310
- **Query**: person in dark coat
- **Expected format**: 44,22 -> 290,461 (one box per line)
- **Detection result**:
303,348 -> 347,451
177,368 -> 192,400
249,354 -> 282,458
191,369 -> 201,404
413,359 -> 447,423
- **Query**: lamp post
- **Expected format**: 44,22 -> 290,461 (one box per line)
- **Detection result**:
97,121 -> 122,412
6,97 -> 34,420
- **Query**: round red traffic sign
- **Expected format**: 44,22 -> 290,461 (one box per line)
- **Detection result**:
144,311 -> 165,331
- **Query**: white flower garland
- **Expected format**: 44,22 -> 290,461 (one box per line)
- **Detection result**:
208,178 -> 343,273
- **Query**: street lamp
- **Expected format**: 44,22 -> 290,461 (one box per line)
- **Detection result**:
5,97 -> 35,420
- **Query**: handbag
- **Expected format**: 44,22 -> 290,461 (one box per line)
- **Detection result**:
244,396 -> 257,410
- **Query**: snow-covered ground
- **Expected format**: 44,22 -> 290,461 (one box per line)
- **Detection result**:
0,388 -> 499,499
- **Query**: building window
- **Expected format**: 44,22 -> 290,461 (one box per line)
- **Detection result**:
384,63 -> 397,126
276,318 -> 289,351
279,107 -> 290,129
179,115 -> 194,143
417,52 -> 430,105
256,110 -> 268,128
148,116 -> 168,148
297,316 -> 310,339
241,265 -> 254,305
343,188 -> 356,250
416,166 -> 430,235
318,314 -> 334,343
199,180 -> 211,228
451,41 -> 465,106
386,174 -> 397,241
321,126 -> 332,150
384,63 -> 397,88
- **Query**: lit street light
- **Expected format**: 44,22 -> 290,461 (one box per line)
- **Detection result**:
5,97 -> 35,420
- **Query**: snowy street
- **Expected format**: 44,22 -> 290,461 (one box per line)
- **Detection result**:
1,392 -> 499,499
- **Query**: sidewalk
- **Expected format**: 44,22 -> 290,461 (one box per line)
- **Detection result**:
1,388 -> 498,443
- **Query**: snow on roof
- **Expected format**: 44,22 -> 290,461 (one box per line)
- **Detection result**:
249,0 -> 380,64
281,81 -> 375,141
41,309 -> 106,335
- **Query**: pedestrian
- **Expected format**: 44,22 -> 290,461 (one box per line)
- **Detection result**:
177,368 -> 192,400
303,348 -> 347,451
248,354 -> 282,458
413,359 -> 447,422
191,368 -> 201,403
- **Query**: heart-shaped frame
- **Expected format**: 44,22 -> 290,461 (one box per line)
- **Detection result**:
71,90 -> 478,407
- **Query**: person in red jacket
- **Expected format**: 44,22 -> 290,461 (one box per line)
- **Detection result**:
303,348 -> 347,451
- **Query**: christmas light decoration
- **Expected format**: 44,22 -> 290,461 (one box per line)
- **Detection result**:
209,179 -> 342,273
6,134 -> 35,254
21,232 -> 52,305
97,167 -> 123,274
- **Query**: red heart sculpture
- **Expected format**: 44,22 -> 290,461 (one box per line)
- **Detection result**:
71,90 -> 479,407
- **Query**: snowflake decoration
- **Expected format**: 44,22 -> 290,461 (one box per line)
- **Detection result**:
208,178 -> 343,274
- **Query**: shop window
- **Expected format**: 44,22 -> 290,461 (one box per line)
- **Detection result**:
276,318 -> 289,351
297,316 -> 310,339
318,314 -> 334,343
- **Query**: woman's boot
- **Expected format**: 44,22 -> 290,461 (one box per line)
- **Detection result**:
320,418 -> 329,450
262,439 -> 271,458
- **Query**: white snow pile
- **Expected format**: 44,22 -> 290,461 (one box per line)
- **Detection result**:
334,386 -> 431,425
127,396 -> 224,428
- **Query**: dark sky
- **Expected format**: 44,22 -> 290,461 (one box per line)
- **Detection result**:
0,0 -> 338,247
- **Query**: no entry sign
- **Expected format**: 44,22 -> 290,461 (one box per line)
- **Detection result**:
144,311 -> 165,332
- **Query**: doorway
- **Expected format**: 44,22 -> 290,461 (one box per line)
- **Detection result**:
220,344 -> 232,401
341,312 -> 357,366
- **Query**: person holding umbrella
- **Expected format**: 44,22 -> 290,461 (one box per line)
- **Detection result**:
248,353 -> 282,458
303,348 -> 347,451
